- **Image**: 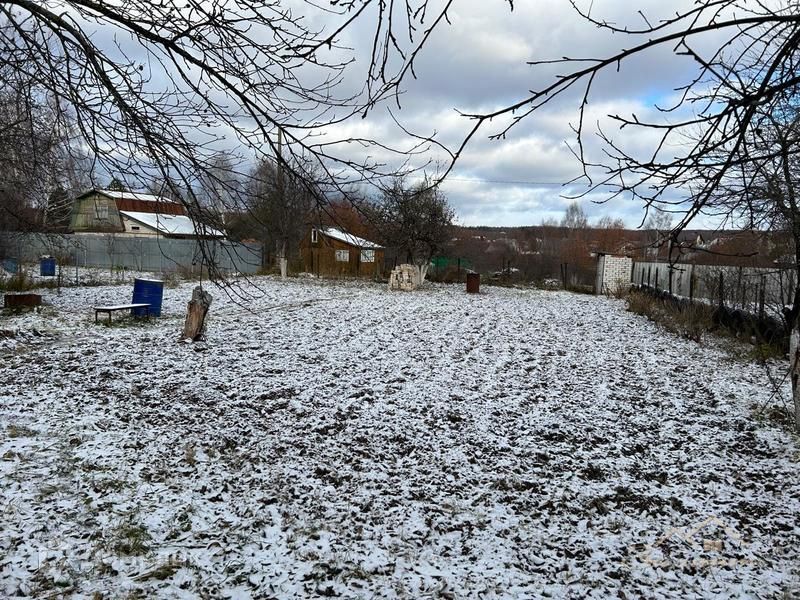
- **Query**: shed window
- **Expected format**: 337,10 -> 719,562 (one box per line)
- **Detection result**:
311,229 -> 318,243
96,203 -> 108,220
131,226 -> 140,231
360,249 -> 375,263
335,249 -> 349,262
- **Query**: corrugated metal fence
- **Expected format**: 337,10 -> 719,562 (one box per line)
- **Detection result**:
0,232 -> 262,275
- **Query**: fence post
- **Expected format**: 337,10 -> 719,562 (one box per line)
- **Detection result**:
668,265 -> 673,295
737,266 -> 743,309
718,272 -> 725,308
689,268 -> 694,304
759,275 -> 766,319
655,267 -> 659,291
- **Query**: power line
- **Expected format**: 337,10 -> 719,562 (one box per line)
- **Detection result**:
442,177 -> 567,186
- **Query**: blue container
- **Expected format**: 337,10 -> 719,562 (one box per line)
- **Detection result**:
2,258 -> 17,274
132,278 -> 164,317
40,257 -> 56,277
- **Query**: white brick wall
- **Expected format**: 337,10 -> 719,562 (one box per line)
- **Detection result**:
598,255 -> 632,295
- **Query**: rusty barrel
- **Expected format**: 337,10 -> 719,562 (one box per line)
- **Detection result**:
466,272 -> 480,294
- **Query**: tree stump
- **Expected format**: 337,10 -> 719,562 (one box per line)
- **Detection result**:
181,286 -> 212,341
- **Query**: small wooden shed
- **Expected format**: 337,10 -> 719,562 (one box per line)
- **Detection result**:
300,227 -> 384,278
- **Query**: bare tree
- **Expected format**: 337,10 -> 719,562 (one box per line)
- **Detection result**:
247,158 -> 314,278
596,216 -> 626,230
561,201 -> 588,230
559,202 -> 593,286
0,76 -> 86,234
379,177 -> 454,284
540,217 -> 560,228
594,215 -> 627,255
196,152 -> 245,230
432,3 -> 800,222
696,96 -> 800,428
645,210 -> 673,233
643,209 -> 673,259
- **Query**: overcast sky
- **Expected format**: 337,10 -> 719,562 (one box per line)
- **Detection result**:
317,0 -> 722,229
73,0 -> 725,229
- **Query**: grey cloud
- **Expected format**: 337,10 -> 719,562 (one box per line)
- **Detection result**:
68,0 -> 724,228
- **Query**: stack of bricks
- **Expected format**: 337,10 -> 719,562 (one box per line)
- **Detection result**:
388,264 -> 420,291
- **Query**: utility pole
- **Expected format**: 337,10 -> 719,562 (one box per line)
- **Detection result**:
277,128 -> 284,195
277,128 -> 288,278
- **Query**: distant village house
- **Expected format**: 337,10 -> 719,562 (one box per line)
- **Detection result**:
70,189 -> 224,239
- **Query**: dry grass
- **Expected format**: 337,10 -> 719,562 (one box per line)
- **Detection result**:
628,290 -> 789,360
626,290 -> 714,343
160,271 -> 182,288
606,282 -> 631,300
109,521 -> 152,556
6,423 -> 38,438
0,271 -> 57,292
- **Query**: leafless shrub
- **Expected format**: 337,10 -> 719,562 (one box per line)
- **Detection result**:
605,283 -> 631,300
626,291 -> 713,343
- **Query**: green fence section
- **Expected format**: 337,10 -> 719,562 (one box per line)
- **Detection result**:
431,256 -> 472,271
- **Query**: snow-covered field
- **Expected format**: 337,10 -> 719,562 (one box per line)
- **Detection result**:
1,277 -> 799,598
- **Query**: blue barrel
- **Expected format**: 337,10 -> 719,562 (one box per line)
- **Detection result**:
2,258 -> 17,274
132,278 -> 164,317
40,257 -> 56,277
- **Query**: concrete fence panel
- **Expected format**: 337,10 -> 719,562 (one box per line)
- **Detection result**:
632,260 -> 794,316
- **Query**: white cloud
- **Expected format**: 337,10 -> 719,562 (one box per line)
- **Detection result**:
308,0 -> 726,227
69,0 -> 731,229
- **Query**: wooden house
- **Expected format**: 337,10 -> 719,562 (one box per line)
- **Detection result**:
70,189 -> 224,239
300,227 -> 384,278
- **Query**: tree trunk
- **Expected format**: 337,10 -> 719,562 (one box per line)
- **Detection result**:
787,269 -> 800,433
418,262 -> 429,284
791,324 -> 800,433
181,286 -> 212,342
278,239 -> 288,279
792,293 -> 800,433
